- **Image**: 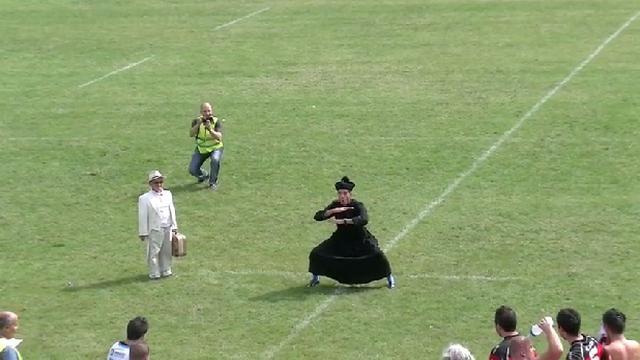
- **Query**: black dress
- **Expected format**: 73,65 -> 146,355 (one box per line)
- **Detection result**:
308,199 -> 392,285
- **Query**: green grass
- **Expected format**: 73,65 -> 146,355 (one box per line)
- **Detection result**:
2,0 -> 640,359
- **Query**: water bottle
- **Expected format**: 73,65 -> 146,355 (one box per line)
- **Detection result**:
530,316 -> 554,337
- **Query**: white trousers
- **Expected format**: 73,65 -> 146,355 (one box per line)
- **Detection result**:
147,227 -> 172,278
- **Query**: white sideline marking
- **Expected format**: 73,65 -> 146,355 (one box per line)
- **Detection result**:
223,270 -> 300,279
213,7 -> 271,31
7,137 -> 83,141
384,9 -> 640,253
262,10 -> 640,360
263,292 -> 339,359
406,274 -> 521,282
217,270 -> 518,282
78,55 -> 155,88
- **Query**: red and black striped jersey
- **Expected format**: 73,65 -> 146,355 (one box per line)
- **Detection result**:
489,334 -> 519,360
567,335 -> 604,360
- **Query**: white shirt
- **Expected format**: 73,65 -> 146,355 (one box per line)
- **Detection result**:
152,190 -> 172,228
107,341 -> 129,360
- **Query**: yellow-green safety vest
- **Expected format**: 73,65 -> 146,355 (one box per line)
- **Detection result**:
195,117 -> 223,154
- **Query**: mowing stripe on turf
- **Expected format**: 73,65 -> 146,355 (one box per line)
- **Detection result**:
261,9 -> 640,360
77,55 -> 155,88
213,7 -> 271,31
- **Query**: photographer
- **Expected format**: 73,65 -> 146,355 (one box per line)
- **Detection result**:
188,102 -> 224,191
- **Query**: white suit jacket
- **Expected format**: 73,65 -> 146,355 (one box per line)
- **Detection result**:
138,189 -> 178,236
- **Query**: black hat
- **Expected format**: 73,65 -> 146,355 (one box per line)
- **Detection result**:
335,176 -> 355,191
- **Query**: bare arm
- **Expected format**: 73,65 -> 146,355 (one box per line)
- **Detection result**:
538,319 -> 563,360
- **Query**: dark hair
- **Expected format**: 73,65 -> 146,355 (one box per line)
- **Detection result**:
0,312 -> 15,330
603,308 -> 626,335
127,316 -> 149,340
494,305 -> 517,332
556,308 -> 581,336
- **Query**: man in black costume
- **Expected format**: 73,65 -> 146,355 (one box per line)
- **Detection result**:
308,176 -> 395,288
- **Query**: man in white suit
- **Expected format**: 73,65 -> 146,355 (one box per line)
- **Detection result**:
138,170 -> 178,280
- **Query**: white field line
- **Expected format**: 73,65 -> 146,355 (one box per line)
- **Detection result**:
77,55 -> 155,88
212,270 -> 519,282
262,10 -> 640,360
406,273 -> 521,282
384,10 -> 640,253
75,7 -> 268,89
6,137 -> 84,141
214,7 -> 271,31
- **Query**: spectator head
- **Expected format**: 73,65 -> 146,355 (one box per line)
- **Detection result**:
556,308 -> 581,339
442,343 -> 475,360
602,308 -> 626,336
509,335 -> 536,360
494,305 -> 518,335
0,312 -> 19,339
130,340 -> 150,360
127,316 -> 149,341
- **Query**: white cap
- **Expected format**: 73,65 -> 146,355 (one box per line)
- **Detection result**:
148,170 -> 164,182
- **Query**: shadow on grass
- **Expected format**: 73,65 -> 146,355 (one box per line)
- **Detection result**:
250,283 -> 383,302
62,274 -> 150,292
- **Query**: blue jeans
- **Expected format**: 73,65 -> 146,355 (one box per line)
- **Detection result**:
189,147 -> 224,185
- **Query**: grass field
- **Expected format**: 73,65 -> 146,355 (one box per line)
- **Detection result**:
2,0 -> 640,359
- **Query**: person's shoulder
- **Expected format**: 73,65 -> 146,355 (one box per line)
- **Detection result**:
191,117 -> 202,126
625,339 -> 640,348
1,345 -> 18,355
604,341 -> 624,351
579,335 -> 598,344
138,191 -> 151,200
109,340 -> 125,348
